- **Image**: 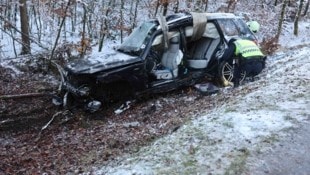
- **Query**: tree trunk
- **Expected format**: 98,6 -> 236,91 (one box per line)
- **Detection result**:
19,0 -> 31,54
274,0 -> 278,6
154,0 -> 160,17
294,0 -> 304,35
32,2 -> 42,43
173,0 -> 179,13
87,2 -> 94,40
50,0 -> 71,60
132,0 -> 140,29
71,2 -> 77,35
195,0 -> 202,11
98,0 -> 113,52
129,0 -> 134,28
204,0 -> 209,12
162,0 -> 169,16
120,0 -> 124,43
227,0 -> 237,13
303,0 -> 309,16
276,0 -> 288,41
81,4 -> 87,57
10,29 -> 18,57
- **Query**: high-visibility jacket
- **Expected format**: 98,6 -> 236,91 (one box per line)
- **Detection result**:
234,39 -> 264,59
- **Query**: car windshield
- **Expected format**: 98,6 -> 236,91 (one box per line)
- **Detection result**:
234,18 -> 256,40
118,22 -> 156,55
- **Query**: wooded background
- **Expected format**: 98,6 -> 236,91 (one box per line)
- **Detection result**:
0,0 -> 309,58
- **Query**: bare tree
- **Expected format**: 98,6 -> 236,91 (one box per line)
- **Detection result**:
154,0 -> 160,17
19,0 -> 31,54
50,0 -> 72,60
81,3 -> 87,57
204,0 -> 209,12
120,0 -> 125,43
162,0 -> 169,16
31,1 -> 42,43
173,0 -> 179,13
98,0 -> 113,52
303,0 -> 309,16
226,0 -> 238,13
128,0 -> 138,32
132,0 -> 140,29
276,0 -> 288,41
274,0 -> 279,6
294,0 -> 304,35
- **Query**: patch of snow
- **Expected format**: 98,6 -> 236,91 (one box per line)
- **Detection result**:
0,62 -> 21,76
279,21 -> 310,48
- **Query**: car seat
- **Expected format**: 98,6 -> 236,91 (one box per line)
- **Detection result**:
153,35 -> 183,79
187,37 -> 220,69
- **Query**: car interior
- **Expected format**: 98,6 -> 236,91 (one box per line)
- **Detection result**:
149,20 -> 222,80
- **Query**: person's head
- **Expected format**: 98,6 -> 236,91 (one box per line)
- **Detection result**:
247,21 -> 260,33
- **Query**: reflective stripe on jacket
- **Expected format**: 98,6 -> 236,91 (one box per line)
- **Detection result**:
234,39 -> 264,59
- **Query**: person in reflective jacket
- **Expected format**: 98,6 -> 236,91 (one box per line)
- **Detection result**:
221,38 -> 266,87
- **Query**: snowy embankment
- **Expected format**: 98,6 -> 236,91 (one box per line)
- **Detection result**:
95,46 -> 310,174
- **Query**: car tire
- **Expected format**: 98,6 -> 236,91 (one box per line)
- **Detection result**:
218,61 -> 246,87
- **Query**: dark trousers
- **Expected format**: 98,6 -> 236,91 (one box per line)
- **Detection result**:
233,58 -> 264,87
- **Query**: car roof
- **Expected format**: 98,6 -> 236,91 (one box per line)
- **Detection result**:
165,12 -> 241,25
156,12 -> 244,43
204,13 -> 240,20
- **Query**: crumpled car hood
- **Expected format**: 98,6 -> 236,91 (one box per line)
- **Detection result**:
65,49 -> 141,74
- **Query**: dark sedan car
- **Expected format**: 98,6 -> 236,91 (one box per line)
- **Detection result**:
55,12 -> 257,111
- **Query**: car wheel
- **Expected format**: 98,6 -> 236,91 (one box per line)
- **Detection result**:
218,61 -> 246,86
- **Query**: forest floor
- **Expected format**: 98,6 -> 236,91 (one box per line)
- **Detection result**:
0,44 -> 309,174
0,57 -> 238,174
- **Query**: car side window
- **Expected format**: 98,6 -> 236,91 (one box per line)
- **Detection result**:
217,18 -> 256,41
234,18 -> 257,40
217,19 -> 239,37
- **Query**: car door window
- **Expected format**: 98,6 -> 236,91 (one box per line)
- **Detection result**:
234,18 -> 257,40
217,18 -> 256,41
217,19 -> 239,37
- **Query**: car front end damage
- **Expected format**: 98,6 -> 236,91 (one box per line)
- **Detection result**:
54,63 -> 102,112
53,51 -> 144,112
52,21 -> 157,112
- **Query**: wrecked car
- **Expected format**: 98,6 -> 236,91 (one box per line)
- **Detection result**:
55,12 -> 258,111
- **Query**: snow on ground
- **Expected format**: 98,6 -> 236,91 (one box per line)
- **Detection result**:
94,45 -> 310,174
279,20 -> 310,49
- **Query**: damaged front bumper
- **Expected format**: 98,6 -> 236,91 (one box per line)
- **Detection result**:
54,62 -> 90,97
53,62 -> 101,112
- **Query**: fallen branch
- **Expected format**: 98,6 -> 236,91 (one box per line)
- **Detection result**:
0,93 -> 50,100
41,111 -> 63,131
36,111 -> 65,142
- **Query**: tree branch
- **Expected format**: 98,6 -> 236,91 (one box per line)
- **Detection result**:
0,15 -> 49,51
0,93 -> 49,100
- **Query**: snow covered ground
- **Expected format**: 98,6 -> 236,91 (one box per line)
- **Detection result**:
94,32 -> 310,174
